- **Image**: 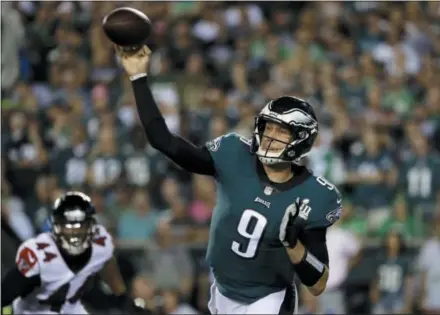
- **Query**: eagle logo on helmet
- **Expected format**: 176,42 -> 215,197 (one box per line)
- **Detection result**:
288,109 -> 318,130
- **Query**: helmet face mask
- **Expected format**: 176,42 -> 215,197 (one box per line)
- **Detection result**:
251,96 -> 319,165
52,216 -> 95,255
255,118 -> 293,165
51,192 -> 96,256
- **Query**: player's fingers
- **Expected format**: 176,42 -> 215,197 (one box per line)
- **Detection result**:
115,45 -> 130,60
114,45 -> 124,56
138,49 -> 146,57
144,45 -> 152,56
137,46 -> 150,58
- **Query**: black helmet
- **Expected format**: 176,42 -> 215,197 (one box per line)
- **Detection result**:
250,96 -> 319,164
51,191 -> 96,255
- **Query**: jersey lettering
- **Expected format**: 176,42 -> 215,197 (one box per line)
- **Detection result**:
93,227 -> 108,246
231,209 -> 267,259
43,252 -> 57,262
378,265 -> 403,293
36,242 -> 50,250
316,176 -> 336,191
93,236 -> 107,246
17,247 -> 38,275
407,167 -> 432,197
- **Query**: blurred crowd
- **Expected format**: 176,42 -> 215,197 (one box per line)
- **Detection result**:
1,1 -> 440,314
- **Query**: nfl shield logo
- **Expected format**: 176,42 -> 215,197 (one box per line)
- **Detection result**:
264,186 -> 273,195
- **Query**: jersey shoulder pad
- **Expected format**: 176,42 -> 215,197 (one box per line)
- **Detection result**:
304,176 -> 343,230
205,133 -> 250,176
205,132 -> 248,153
15,237 -> 41,277
17,233 -> 64,273
92,224 -> 114,257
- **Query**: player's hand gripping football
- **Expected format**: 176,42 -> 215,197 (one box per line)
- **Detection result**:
116,45 -> 151,77
279,198 -> 307,248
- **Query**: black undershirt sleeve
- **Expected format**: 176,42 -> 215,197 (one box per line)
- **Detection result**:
131,76 -> 216,176
1,266 -> 41,307
300,228 -> 329,266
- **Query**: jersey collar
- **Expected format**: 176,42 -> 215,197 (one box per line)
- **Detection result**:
255,159 -> 312,192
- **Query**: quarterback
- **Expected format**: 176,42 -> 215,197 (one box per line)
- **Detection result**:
1,191 -> 148,314
118,46 -> 342,314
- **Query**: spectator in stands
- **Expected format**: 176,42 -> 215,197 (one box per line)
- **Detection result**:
1,2 -> 25,96
338,199 -> 368,237
346,125 -> 396,234
161,289 -> 198,315
398,121 -> 440,218
108,184 -> 132,220
122,126 -> 153,188
50,124 -> 89,189
1,179 -> 34,242
130,273 -> 158,312
160,177 -> 194,244
4,111 -> 48,200
89,189 -> 116,232
149,221 -> 195,300
188,175 -> 214,227
417,215 -> 440,314
87,125 -> 123,191
375,195 -> 425,240
31,175 -> 54,231
370,230 -> 414,314
318,218 -> 362,314
307,134 -> 347,186
118,189 -> 160,241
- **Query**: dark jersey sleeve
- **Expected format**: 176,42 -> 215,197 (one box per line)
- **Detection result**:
1,266 -> 41,307
131,76 -> 216,176
300,228 -> 329,266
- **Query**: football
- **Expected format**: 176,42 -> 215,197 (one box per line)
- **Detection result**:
102,7 -> 151,48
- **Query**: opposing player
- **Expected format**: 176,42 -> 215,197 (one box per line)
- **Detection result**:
118,46 -> 342,314
1,191 -> 148,314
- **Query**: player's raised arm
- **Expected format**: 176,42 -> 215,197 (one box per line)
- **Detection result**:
117,46 -> 216,176
1,242 -> 41,307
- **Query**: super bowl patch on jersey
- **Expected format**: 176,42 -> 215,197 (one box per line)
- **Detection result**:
326,206 -> 342,223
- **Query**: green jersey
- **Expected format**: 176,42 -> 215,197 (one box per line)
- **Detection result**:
399,154 -> 440,214
376,255 -> 413,298
205,133 -> 342,303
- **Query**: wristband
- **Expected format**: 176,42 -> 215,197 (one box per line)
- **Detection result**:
130,73 -> 148,81
294,249 -> 325,287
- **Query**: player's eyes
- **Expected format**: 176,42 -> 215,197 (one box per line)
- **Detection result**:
65,223 -> 82,229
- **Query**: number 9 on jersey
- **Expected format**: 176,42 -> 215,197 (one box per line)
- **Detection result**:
231,209 -> 268,259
